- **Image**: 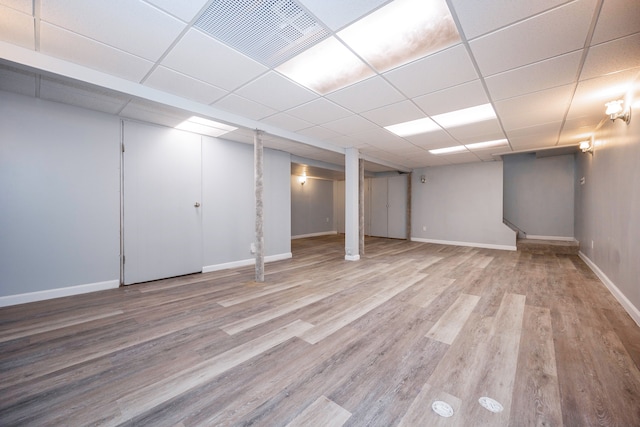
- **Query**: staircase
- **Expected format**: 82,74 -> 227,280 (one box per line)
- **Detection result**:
516,238 -> 580,255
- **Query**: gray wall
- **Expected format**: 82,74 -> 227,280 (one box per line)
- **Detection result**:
575,94 -> 640,320
0,91 -> 291,300
503,153 -> 575,238
0,91 -> 120,297
291,177 -> 334,237
412,161 -> 516,248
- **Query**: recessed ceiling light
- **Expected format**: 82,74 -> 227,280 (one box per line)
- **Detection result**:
176,116 -> 237,137
385,117 -> 440,137
431,103 -> 497,128
337,0 -> 459,72
429,145 -> 467,155
276,37 -> 375,94
465,139 -> 508,150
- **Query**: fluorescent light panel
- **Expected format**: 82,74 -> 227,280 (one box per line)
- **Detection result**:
429,139 -> 508,155
431,103 -> 497,128
337,0 -> 460,72
176,116 -> 237,137
276,37 -> 374,94
385,117 -> 440,137
429,145 -> 466,154
464,139 -> 508,150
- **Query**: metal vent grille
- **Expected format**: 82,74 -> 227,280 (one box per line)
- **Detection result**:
195,0 -> 330,67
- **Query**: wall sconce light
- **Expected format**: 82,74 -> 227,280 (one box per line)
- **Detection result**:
579,140 -> 593,154
298,175 -> 306,185
420,175 -> 426,183
605,100 -> 631,124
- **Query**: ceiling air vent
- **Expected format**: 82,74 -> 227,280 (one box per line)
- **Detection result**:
194,0 -> 330,68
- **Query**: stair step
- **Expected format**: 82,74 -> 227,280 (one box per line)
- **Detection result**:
517,238 -> 579,255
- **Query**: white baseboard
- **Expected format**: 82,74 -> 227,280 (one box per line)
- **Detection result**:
526,235 -> 577,242
411,237 -> 517,251
579,252 -> 640,327
0,279 -> 120,308
292,231 -> 337,240
202,252 -> 293,273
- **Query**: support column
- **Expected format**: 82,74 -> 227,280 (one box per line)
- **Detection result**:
345,148 -> 360,261
359,158 -> 365,255
406,171 -> 412,240
254,130 -> 264,282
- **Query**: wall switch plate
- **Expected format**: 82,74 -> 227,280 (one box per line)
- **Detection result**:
250,242 -> 256,254
422,226 -> 426,231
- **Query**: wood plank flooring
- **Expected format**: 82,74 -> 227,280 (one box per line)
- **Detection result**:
1,235 -> 639,426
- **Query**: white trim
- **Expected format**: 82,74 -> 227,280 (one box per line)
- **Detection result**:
292,231 -> 337,240
526,235 -> 577,242
202,252 -> 292,273
0,280 -> 120,307
579,252 -> 640,327
345,254 -> 361,261
411,237 -> 517,251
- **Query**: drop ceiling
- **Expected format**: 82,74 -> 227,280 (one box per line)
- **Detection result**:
0,0 -> 639,174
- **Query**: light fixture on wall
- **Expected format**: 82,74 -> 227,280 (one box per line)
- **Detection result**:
298,175 -> 307,185
605,100 -> 631,124
579,139 -> 593,154
420,175 -> 426,183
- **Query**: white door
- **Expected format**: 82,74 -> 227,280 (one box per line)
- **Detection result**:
369,177 -> 388,237
123,121 -> 202,285
387,174 -> 407,239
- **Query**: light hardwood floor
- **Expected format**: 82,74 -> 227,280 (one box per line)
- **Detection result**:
1,235 -> 639,426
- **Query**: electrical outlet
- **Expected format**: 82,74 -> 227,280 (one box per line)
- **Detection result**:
326,217 -> 330,223
422,225 -> 426,231
250,243 -> 256,254
591,240 -> 594,249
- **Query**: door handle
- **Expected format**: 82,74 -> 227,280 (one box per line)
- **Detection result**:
194,202 -> 201,208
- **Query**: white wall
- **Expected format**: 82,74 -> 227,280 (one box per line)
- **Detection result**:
0,91 -> 121,299
0,91 -> 292,303
575,88 -> 640,324
411,161 -> 516,250
291,177 -> 334,238
503,153 -> 575,239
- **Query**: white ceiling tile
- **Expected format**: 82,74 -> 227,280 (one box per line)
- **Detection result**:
298,0 -> 389,31
441,151 -> 482,164
235,71 -> 316,111
0,5 -> 33,48
41,0 -> 186,61
40,77 -> 130,115
360,100 -> 426,126
505,121 -> 563,148
485,51 -> 582,101
450,0 -> 568,39
495,84 -> 574,131
384,44 -> 477,97
568,69 -> 639,120
327,76 -> 405,113
213,94 -> 277,121
286,98 -> 352,124
142,0 -> 210,22
260,113 -> 313,132
470,0 -> 597,76
404,129 -> 459,148
591,0 -> 640,44
40,23 -> 154,82
144,66 -> 226,104
322,115 -> 379,135
0,0 -> 32,14
162,29 -> 267,91
446,119 -> 505,142
413,80 -> 488,115
0,64 -> 36,97
352,128 -> 406,146
297,126 -> 342,140
581,33 -> 640,81
325,135 -> 363,148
